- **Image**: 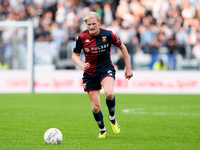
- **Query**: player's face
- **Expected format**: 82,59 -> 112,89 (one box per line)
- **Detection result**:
86,17 -> 100,36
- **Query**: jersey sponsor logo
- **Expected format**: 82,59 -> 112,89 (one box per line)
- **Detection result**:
84,44 -> 109,53
91,44 -> 109,50
102,36 -> 107,42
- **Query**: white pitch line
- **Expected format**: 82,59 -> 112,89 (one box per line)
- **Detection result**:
121,106 -> 200,116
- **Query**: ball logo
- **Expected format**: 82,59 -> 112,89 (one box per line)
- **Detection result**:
47,129 -> 58,140
56,138 -> 61,144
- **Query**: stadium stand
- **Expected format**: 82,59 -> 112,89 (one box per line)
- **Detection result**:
0,0 -> 200,70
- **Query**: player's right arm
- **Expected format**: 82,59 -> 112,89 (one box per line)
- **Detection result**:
72,52 -> 90,70
72,35 -> 90,70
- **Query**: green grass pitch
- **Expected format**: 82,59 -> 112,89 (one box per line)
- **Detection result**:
0,94 -> 200,150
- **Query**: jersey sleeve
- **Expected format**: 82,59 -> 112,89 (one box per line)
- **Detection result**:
73,35 -> 83,53
111,31 -> 122,47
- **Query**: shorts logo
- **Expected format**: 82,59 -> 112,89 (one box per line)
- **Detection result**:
108,70 -> 112,76
102,36 -> 107,42
83,83 -> 87,89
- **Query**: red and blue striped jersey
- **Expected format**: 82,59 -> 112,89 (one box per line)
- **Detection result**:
73,28 -> 122,75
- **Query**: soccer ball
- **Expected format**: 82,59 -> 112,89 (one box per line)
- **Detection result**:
44,128 -> 63,144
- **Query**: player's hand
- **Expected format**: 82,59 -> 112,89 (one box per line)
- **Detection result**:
124,69 -> 133,80
81,62 -> 90,70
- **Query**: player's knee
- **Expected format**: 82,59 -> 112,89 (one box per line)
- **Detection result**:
92,104 -> 101,113
105,91 -> 114,100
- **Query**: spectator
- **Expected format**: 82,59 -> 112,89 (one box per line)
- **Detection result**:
116,52 -> 125,70
140,24 -> 154,53
187,26 -> 198,46
55,3 -> 66,24
158,31 -> 168,48
0,60 -> 9,70
167,34 -> 177,55
115,0 -> 130,20
151,35 -> 160,54
117,20 -> 133,54
129,0 -> 145,22
106,19 -> 121,34
191,39 -> 200,59
50,22 -> 68,44
181,0 -> 195,20
176,27 -> 189,57
195,5 -> 200,23
176,27 -> 188,45
103,2 -> 113,26
93,3 -> 103,21
153,59 -> 168,71
0,0 -> 200,70
26,5 -> 40,28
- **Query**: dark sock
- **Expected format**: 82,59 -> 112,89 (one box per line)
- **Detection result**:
106,96 -> 116,117
92,110 -> 105,129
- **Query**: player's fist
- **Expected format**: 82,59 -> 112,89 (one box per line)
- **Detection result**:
82,62 -> 90,70
124,69 -> 133,80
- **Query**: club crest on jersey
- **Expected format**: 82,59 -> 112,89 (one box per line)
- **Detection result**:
102,36 -> 107,42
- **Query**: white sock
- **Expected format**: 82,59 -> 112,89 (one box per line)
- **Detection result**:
109,115 -> 115,120
100,127 -> 106,131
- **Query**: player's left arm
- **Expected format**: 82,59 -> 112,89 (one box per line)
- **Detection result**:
118,43 -> 133,80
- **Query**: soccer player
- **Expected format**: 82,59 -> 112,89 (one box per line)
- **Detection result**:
72,11 -> 133,138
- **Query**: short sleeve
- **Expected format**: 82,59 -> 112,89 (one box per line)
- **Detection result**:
73,36 -> 83,53
111,32 -> 122,47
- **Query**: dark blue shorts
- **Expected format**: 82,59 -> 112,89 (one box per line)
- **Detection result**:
82,68 -> 116,92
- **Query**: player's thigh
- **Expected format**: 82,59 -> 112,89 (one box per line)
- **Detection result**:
87,90 -> 101,106
101,76 -> 114,91
101,76 -> 115,99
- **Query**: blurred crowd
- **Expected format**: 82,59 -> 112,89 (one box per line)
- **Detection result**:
0,0 -> 200,70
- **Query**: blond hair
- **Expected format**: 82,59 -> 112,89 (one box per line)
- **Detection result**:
83,11 -> 100,23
